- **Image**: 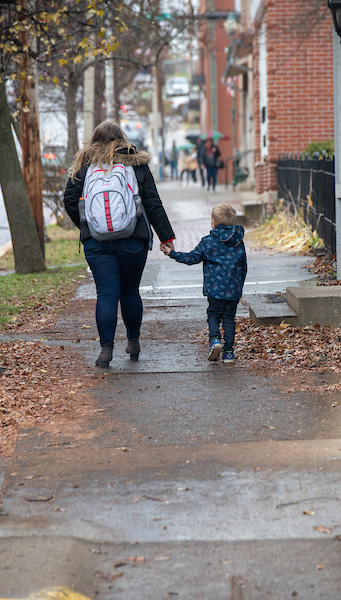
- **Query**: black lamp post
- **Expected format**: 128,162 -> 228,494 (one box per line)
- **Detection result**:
328,0 -> 341,37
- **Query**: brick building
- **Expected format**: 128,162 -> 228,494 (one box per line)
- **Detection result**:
221,0 -> 334,204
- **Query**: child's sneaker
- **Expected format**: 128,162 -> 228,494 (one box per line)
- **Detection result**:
222,350 -> 235,364
208,338 -> 223,361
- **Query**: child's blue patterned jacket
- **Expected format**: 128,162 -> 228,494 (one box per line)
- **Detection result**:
169,224 -> 247,300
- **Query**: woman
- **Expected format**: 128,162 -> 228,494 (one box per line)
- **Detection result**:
177,149 -> 189,183
63,121 -> 175,368
187,148 -> 198,184
202,138 -> 221,192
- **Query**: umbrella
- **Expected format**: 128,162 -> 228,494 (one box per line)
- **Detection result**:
186,133 -> 201,144
200,130 -> 230,141
178,143 -> 195,151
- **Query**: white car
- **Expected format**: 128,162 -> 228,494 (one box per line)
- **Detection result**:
165,77 -> 190,97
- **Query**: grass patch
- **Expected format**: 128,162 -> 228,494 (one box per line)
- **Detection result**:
0,224 -> 84,272
45,224 -> 83,267
0,265 -> 87,328
0,224 -> 87,328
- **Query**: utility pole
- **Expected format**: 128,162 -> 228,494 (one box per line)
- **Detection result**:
332,28 -> 341,279
105,62 -> 114,119
83,62 -> 95,141
151,64 -> 161,182
113,60 -> 121,124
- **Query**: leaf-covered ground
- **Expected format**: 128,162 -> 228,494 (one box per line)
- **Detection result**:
0,339 -> 97,457
1,254 -> 340,457
0,274 -> 94,457
234,318 -> 341,375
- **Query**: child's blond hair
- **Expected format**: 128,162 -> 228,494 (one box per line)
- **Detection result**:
211,203 -> 237,226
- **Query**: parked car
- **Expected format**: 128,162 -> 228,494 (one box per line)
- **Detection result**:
165,76 -> 189,97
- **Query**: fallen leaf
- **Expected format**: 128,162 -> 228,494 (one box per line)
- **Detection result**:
25,495 -> 54,502
128,556 -> 145,562
314,525 -> 332,533
110,571 -> 124,580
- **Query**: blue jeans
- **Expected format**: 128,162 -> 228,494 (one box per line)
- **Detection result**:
84,237 -> 148,347
170,160 -> 178,179
207,297 -> 239,351
206,166 -> 217,190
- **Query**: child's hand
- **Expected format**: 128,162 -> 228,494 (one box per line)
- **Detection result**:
160,244 -> 171,256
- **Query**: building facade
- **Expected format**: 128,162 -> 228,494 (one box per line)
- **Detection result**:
252,0 -> 334,204
221,0 -> 334,204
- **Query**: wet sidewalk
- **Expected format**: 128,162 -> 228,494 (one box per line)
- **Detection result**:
1,181 -> 341,599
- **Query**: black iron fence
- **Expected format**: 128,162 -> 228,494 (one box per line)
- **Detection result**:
277,155 -> 336,253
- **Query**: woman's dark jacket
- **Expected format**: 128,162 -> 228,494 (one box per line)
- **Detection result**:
202,143 -> 221,168
169,224 -> 247,301
63,147 -> 175,244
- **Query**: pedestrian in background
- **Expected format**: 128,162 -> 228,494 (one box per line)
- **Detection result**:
187,147 -> 198,184
161,203 -> 247,363
169,141 -> 178,180
196,136 -> 206,187
202,137 -> 221,192
63,120 -> 175,368
178,149 -> 190,184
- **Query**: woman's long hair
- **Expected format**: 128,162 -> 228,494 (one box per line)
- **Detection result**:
70,121 -> 135,179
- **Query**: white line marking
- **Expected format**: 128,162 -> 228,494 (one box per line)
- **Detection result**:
140,279 -> 307,293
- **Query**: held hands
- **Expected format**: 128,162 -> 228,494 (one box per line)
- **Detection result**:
160,243 -> 172,256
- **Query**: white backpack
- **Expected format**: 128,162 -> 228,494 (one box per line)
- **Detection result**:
82,163 -> 142,241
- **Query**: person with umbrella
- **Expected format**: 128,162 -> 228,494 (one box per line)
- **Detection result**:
202,137 -> 221,192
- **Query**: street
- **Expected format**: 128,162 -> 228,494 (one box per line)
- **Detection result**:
0,182 -> 341,599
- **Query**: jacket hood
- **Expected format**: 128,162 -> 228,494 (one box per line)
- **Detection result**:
210,224 -> 244,246
114,146 -> 151,167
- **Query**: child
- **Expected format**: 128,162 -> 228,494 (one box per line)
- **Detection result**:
161,203 -> 247,363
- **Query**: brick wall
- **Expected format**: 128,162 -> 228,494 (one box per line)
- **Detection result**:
254,0 -> 334,197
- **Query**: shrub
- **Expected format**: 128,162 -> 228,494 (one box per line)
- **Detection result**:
304,139 -> 334,159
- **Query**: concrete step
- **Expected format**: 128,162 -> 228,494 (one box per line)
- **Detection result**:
286,285 -> 341,327
241,199 -> 265,224
235,211 -> 247,226
249,295 -> 299,326
249,285 -> 341,327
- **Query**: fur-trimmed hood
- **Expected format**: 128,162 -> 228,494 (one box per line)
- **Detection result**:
113,148 -> 151,167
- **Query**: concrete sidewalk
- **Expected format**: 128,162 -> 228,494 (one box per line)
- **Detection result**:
1,181 -> 340,600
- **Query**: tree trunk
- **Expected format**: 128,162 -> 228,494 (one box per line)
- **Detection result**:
21,46 -> 45,256
0,80 -> 45,273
